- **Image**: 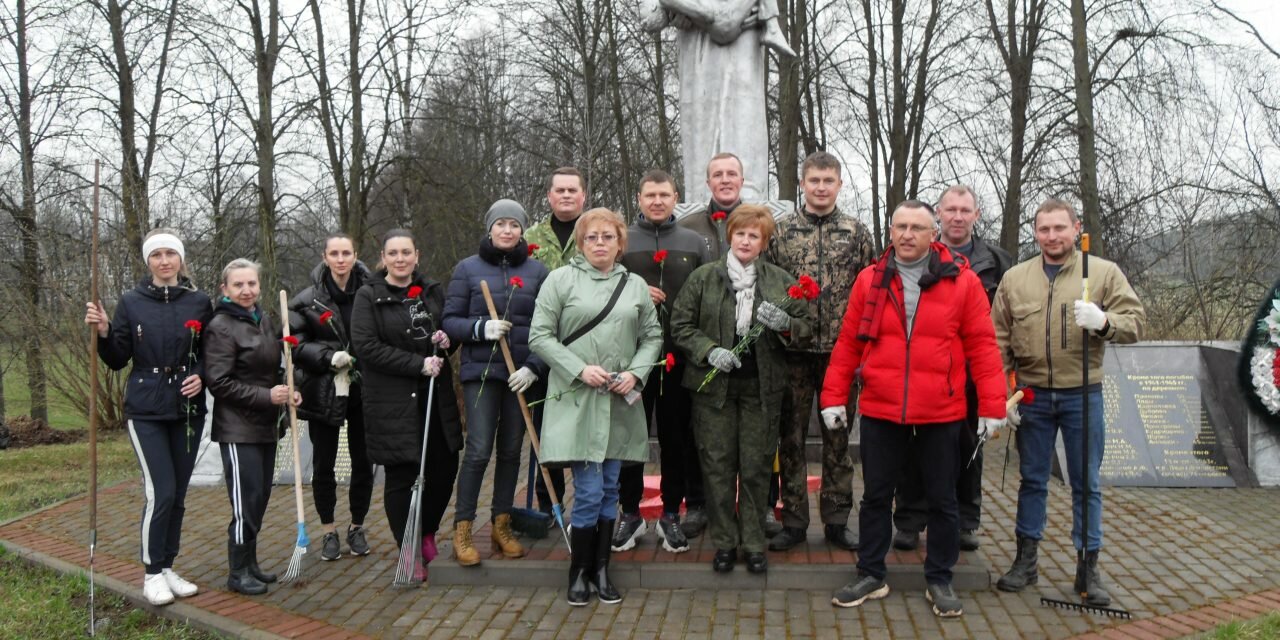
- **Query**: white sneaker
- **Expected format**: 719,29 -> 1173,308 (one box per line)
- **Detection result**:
162,568 -> 199,597
143,573 -> 175,605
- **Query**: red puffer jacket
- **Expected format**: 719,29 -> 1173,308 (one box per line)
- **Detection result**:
821,244 -> 1006,425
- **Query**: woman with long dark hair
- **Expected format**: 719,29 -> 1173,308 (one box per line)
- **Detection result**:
351,229 -> 462,581
84,229 -> 211,606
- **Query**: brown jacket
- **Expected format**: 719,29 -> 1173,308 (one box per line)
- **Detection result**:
203,301 -> 283,444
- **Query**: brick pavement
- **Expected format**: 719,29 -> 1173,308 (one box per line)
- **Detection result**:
3,443 -> 1279,639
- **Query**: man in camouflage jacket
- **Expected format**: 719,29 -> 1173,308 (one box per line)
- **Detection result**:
766,151 -> 877,552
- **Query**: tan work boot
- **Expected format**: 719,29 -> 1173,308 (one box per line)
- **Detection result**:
453,520 -> 481,566
491,513 -> 526,558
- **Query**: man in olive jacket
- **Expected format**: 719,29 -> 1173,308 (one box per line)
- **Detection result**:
992,198 -> 1145,608
678,152 -> 747,260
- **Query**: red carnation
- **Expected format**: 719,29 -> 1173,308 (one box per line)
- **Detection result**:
710,211 -> 727,222
527,243 -> 540,256
1020,387 -> 1035,405
788,285 -> 804,299
510,276 -> 524,289
407,285 -> 423,299
318,310 -> 334,325
653,249 -> 669,263
664,352 -> 676,373
184,319 -> 202,334
282,335 -> 300,347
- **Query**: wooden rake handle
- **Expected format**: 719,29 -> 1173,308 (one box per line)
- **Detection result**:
280,290 -> 306,524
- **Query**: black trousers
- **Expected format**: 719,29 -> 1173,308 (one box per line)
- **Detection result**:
858,417 -> 960,585
220,441 -> 276,546
308,386 -> 374,526
383,393 -> 459,548
618,364 -> 705,515
128,417 -> 203,573
894,378 -> 982,531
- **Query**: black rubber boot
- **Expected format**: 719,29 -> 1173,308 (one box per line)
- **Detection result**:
248,540 -> 278,584
227,542 -> 267,596
593,519 -> 622,604
1075,550 -> 1112,607
567,525 -> 596,606
996,536 -> 1039,592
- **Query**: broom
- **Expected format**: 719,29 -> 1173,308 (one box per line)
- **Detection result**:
392,348 -> 438,587
480,280 -> 570,551
280,291 -> 310,583
1038,233 -> 1130,619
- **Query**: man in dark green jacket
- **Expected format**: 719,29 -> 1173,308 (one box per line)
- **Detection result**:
678,152 -> 746,260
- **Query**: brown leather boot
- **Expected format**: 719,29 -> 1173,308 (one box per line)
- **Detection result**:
491,513 -> 526,558
453,520 -> 481,566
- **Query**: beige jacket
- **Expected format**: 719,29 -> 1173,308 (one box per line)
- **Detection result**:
992,250 -> 1145,388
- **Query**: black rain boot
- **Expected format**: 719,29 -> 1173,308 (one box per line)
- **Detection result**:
227,542 -> 268,596
996,535 -> 1039,592
248,540 -> 278,584
1075,550 -> 1112,607
567,525 -> 596,606
593,519 -> 622,604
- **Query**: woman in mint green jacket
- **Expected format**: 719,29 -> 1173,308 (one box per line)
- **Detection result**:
529,208 -> 663,607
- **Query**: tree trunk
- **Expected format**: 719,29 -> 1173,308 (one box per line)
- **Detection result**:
106,0 -> 148,277
251,0 -> 281,297
862,0 -> 883,249
653,32 -> 673,175
605,3 -> 635,220
776,0 -> 803,204
1070,0 -> 1104,255
346,0 -> 367,244
14,0 -> 48,423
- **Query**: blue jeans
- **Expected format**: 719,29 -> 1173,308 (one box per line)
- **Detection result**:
1014,384 -> 1106,551
569,460 -> 622,528
454,381 -> 525,522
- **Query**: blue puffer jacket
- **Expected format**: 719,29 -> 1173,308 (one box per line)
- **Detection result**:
443,237 -> 550,382
98,277 -> 213,421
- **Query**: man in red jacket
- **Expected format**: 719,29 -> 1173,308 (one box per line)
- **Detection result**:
820,201 -> 1006,617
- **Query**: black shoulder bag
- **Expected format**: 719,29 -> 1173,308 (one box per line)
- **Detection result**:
561,275 -> 629,347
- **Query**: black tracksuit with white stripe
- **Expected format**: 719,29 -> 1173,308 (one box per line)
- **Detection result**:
98,277 -> 212,574
202,300 -> 282,546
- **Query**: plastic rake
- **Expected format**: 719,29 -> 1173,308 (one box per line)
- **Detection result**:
281,291 -> 310,583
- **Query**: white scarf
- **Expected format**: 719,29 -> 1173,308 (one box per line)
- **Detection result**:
726,252 -> 757,336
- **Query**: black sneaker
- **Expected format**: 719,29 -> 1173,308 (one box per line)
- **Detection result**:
958,529 -> 979,551
926,583 -> 963,617
712,548 -> 735,573
681,507 -> 709,539
832,575 -> 889,608
745,551 -> 767,574
656,514 -> 690,553
320,531 -> 341,561
347,525 -> 370,556
610,513 -> 646,552
824,524 -> 859,551
768,526 -> 806,551
892,529 -> 919,551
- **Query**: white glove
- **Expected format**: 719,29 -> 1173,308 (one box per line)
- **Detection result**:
422,355 -> 444,378
756,301 -> 791,332
977,416 -> 1004,439
1007,404 -> 1021,431
1073,300 -> 1107,332
707,347 -> 741,373
431,329 -> 451,350
484,320 -> 512,340
821,406 -> 847,431
330,350 -> 354,369
333,369 -> 351,397
508,366 -> 538,393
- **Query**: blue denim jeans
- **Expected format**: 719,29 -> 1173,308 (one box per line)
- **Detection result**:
1015,384 -> 1106,551
454,381 -> 525,522
569,460 -> 622,528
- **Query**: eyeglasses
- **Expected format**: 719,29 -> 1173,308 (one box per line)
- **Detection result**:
584,233 -> 617,245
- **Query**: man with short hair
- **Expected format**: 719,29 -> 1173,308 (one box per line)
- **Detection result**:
613,170 -> 713,550
766,151 -> 875,553
821,201 -> 1007,617
522,167 -> 585,515
992,198 -> 1144,608
678,152 -> 745,260
892,185 -> 1013,553
525,167 -> 588,271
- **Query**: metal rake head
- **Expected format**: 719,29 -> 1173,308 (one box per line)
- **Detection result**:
1040,596 -> 1132,619
281,545 -> 307,584
393,491 -> 425,587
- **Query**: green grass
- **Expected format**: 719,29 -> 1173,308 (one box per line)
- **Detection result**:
0,432 -> 140,522
1204,612 -> 1280,639
3,353 -> 87,431
0,545 -> 218,639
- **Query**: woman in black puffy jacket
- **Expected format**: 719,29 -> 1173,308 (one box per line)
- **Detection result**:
85,229 -> 211,607
202,258 -> 300,596
351,229 -> 462,581
287,234 -> 375,562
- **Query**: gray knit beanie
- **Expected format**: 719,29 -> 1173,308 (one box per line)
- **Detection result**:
484,199 -> 529,232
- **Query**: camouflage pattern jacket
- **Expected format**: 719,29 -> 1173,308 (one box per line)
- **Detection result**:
525,218 -> 578,271
768,206 -> 876,353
